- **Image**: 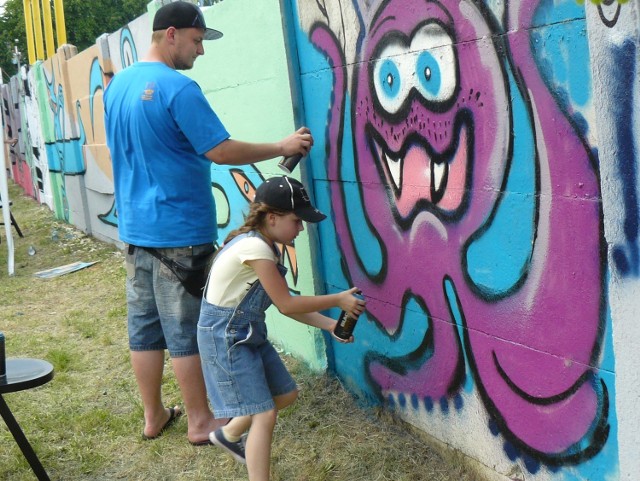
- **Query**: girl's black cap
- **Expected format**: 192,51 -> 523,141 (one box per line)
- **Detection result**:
254,176 -> 327,223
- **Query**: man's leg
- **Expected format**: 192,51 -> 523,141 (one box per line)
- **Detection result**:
153,243 -> 225,443
131,350 -> 179,438
172,354 -> 228,444
126,245 -> 179,439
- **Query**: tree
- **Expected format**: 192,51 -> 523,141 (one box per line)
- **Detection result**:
1,0 -> 148,80
0,0 -> 26,81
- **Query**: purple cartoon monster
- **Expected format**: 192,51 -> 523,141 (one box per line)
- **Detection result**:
311,0 -> 607,463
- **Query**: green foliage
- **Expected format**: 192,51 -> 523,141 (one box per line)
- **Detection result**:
0,0 -> 26,81
0,0 -> 148,80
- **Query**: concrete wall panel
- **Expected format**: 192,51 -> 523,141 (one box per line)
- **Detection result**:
294,0 -> 620,479
586,2 -> 640,480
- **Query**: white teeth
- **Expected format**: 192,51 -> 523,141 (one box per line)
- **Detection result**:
385,151 -> 402,191
433,160 -> 445,194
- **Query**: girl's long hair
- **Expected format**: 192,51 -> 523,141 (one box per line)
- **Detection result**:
222,202 -> 289,245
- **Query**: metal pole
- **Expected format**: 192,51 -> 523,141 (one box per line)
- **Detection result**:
13,42 -> 21,84
53,0 -> 67,47
31,0 -> 45,60
22,0 -> 36,65
0,78 -> 16,276
41,0 -> 55,57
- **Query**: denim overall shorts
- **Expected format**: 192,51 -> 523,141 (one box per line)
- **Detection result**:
197,233 -> 298,418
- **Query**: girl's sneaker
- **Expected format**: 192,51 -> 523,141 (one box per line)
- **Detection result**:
210,428 -> 247,465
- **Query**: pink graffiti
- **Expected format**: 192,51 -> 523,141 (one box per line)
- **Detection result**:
311,0 -> 607,462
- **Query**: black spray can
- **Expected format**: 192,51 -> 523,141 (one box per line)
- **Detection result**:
0,331 -> 6,380
333,291 -> 364,340
278,153 -> 303,174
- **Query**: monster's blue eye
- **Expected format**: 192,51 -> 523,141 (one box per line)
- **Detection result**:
416,51 -> 441,97
411,23 -> 456,103
373,41 -> 409,114
379,59 -> 401,99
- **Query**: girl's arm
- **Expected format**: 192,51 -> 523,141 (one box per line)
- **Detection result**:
247,259 -> 365,319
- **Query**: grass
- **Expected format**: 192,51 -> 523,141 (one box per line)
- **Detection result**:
0,181 -> 481,481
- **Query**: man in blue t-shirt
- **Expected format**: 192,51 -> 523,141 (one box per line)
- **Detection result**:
104,1 -> 313,446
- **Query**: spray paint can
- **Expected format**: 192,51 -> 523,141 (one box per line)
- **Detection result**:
333,291 -> 364,340
0,332 -> 6,381
278,153 -> 303,174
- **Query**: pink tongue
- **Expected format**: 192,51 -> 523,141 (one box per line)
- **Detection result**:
403,145 -> 431,186
395,145 -> 432,217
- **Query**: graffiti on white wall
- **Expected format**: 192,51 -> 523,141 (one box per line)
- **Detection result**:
299,0 -> 616,477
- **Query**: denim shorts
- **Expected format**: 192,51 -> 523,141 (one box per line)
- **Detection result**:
197,300 -> 297,418
125,243 -> 214,357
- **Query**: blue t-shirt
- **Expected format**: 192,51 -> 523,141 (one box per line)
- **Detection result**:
104,62 -> 230,247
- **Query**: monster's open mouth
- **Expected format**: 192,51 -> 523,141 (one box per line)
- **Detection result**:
367,116 -> 471,218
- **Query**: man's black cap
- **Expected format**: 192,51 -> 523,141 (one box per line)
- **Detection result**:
153,1 -> 223,40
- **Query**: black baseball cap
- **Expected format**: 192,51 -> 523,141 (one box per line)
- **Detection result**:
152,1 -> 223,40
254,176 -> 327,223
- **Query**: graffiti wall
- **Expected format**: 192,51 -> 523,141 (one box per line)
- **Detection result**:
294,0 -> 625,479
1,74 -> 33,198
23,65 -> 52,208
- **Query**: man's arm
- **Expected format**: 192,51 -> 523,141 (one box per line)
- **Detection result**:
205,127 -> 313,165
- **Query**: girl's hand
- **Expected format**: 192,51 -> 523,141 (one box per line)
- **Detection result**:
331,327 -> 354,344
297,314 -> 355,343
337,287 -> 366,320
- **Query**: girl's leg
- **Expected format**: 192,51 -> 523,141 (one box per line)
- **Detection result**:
243,390 -> 298,480
224,415 -> 252,439
245,409 -> 277,481
274,389 -> 299,411
210,415 -> 250,463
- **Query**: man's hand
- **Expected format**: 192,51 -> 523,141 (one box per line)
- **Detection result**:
278,127 -> 313,158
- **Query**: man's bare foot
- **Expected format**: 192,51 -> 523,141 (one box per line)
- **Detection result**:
142,405 -> 183,440
188,416 -> 230,445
